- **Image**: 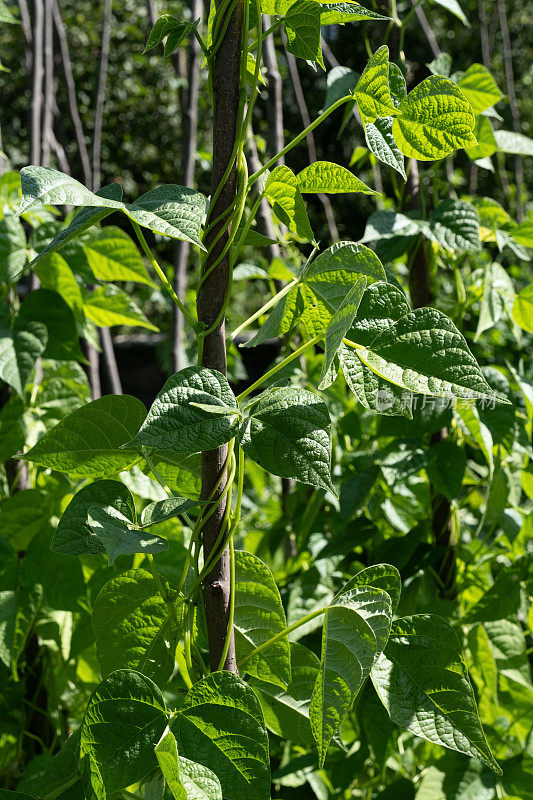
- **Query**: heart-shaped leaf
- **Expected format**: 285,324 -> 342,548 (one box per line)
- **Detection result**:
88,505 -> 168,564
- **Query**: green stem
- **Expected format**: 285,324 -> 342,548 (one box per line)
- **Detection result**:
237,335 -> 321,402
247,94 -> 353,187
131,221 -> 199,333
231,277 -> 299,340
342,336 -> 364,351
248,17 -> 282,51
217,536 -> 236,671
237,606 -> 326,669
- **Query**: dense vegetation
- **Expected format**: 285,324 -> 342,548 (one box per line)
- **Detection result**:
0,1 -> 532,799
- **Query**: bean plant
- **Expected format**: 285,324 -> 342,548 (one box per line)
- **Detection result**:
0,1 -> 532,799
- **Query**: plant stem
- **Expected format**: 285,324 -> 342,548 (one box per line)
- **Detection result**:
231,277 -> 299,340
247,94 -> 353,187
237,335 -> 321,401
237,607 -> 326,669
131,220 -> 199,332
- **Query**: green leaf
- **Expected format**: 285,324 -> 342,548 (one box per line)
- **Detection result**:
298,241 -> 386,337
340,345 -> 414,418
484,619 -> 531,689
372,615 -> 501,773
18,288 -> 84,362
324,65 -> 358,111
0,585 -> 42,674
251,643 -> 320,747
80,753 -> 105,800
20,168 -> 206,247
319,2 -> 390,25
82,285 -> 159,331
20,167 -> 124,214
492,129 -> 533,156
284,0 -> 324,68
52,480 -> 136,555
155,728 -> 223,800
80,670 -> 168,793
0,489 -> 49,551
310,582 -> 393,765
348,281 -> 410,343
0,1 -> 18,23
234,550 -> 291,688
297,161 -> 377,194
426,439 -> 466,498
24,395 -> 146,477
141,496 -> 202,527
82,227 -> 155,286
458,64 -> 502,115
176,671 -> 270,800
93,569 -> 180,684
35,253 -> 84,317
427,52 -> 452,78
264,166 -> 314,241
426,199 -> 481,252
353,307 -> 502,401
512,282 -> 533,333
475,262 -> 515,340
432,0 -> 469,25
455,401 -> 493,470
129,367 -> 239,454
392,76 -> 476,160
243,284 -> 300,348
143,14 -> 195,57
0,214 -> 26,281
336,564 -> 401,612
87,505 -> 168,564
466,115 -> 498,160
365,117 -> 406,179
239,387 -> 334,492
319,277 -> 367,389
29,183 -> 125,267
0,316 -> 47,396
123,185 -> 206,248
354,46 -> 397,126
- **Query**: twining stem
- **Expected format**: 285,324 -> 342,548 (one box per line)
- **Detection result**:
237,607 -> 326,669
247,94 -> 353,187
130,220 -> 199,332
231,277 -> 299,340
237,335 -> 321,401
